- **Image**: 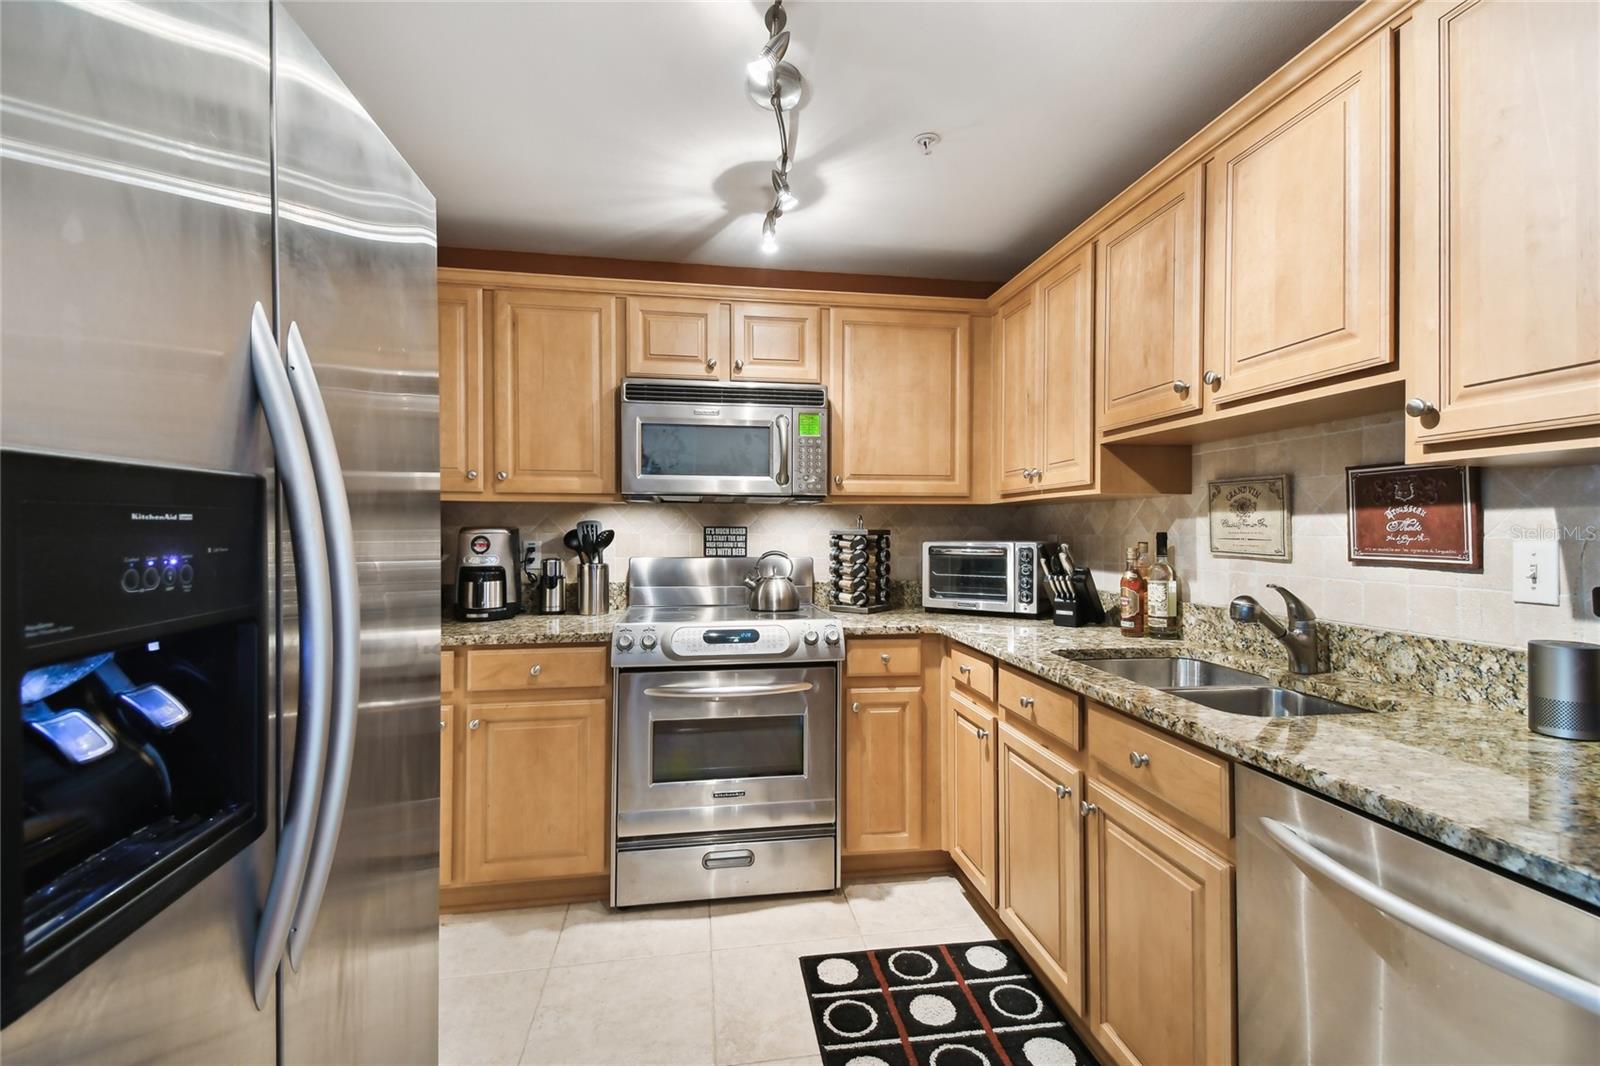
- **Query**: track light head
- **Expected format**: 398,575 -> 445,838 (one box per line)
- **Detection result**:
746,30 -> 790,82
760,210 -> 780,254
771,169 -> 798,211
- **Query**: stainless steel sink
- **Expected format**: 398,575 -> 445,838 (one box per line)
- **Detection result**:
1165,685 -> 1371,717
1071,656 -> 1268,689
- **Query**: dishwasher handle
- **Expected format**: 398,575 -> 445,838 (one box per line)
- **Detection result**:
1259,817 -> 1600,1015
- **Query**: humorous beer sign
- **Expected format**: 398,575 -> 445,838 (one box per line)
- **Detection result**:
1346,463 -> 1482,570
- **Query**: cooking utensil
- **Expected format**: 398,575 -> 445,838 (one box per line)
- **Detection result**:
576,520 -> 601,561
563,528 -> 586,564
592,528 -> 615,564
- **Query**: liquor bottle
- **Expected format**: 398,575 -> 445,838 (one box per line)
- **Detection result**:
1135,540 -> 1151,581
1147,531 -> 1180,639
1119,547 -> 1146,637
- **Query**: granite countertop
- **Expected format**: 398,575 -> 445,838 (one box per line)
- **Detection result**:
442,608 -> 1600,907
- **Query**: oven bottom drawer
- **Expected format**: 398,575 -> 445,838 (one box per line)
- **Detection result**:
614,831 -> 837,907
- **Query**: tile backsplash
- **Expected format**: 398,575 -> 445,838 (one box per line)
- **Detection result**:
443,412 -> 1599,649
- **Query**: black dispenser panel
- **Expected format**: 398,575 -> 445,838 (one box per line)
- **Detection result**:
2,451 -> 266,1026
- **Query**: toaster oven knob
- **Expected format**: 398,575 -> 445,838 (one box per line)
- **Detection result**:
615,631 -> 635,651
141,566 -> 161,590
121,567 -> 141,592
640,631 -> 658,650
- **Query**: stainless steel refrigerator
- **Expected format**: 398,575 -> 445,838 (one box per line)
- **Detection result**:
0,2 -> 440,1061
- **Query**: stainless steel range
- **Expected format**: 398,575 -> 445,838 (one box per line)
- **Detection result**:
610,557 -> 843,907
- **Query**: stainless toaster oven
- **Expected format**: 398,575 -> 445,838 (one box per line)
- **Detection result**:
921,541 -> 1052,617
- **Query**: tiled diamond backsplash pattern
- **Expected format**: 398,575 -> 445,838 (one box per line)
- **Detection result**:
444,413 -> 1600,649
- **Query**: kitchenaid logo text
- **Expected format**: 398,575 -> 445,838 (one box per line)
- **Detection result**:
130,512 -> 193,522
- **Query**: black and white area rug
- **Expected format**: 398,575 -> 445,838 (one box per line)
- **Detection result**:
798,938 -> 1098,1066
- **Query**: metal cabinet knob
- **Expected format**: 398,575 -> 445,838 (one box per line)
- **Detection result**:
465,469 -> 478,480
1129,751 -> 1150,768
1019,695 -> 1035,709
976,728 -> 989,740
1203,370 -> 1222,386
851,701 -> 861,714
833,475 -> 843,487
1055,784 -> 1071,799
438,719 -> 446,732
496,471 -> 508,481
705,356 -> 718,371
529,664 -> 542,677
1172,380 -> 1190,395
958,664 -> 971,674
468,718 -> 481,731
880,652 -> 891,665
1080,800 -> 1098,816
1404,397 -> 1436,418
734,358 -> 745,372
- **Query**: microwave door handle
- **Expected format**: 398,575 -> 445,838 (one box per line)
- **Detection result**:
773,414 -> 790,487
246,303 -> 333,1009
282,322 -> 360,973
643,681 -> 816,699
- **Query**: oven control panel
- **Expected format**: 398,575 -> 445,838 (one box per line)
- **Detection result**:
670,625 -> 791,657
611,621 -> 845,666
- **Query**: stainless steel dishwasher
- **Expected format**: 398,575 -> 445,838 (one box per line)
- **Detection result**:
1237,767 -> 1600,1065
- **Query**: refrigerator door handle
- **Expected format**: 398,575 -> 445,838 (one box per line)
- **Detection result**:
282,322 -> 360,971
248,302 -> 334,1009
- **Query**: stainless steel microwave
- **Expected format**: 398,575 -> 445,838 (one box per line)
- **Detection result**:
620,379 -> 828,503
922,541 -> 1053,617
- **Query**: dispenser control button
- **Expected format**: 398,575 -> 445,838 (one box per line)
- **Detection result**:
141,567 -> 161,590
640,631 -> 658,650
119,683 -> 192,731
615,631 -> 636,651
29,709 -> 117,765
121,568 -> 141,593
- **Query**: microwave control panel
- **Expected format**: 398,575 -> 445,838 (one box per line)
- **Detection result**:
793,407 -> 827,495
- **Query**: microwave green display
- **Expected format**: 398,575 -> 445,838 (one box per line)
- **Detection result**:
797,413 -> 821,437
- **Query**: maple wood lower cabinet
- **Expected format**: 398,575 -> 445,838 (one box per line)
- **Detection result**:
1083,780 -> 1234,1066
945,691 -> 996,903
842,685 -> 924,852
440,650 -> 457,887
996,723 -> 1085,1015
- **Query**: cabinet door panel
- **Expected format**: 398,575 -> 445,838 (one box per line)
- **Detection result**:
947,693 -> 996,902
626,295 -> 727,379
843,686 -> 923,852
492,289 -> 618,494
830,308 -> 971,496
1404,1 -> 1600,444
1086,782 -> 1233,1066
438,285 -> 486,493
440,703 -> 455,886
462,698 -> 609,882
997,726 -> 1085,1014
1096,165 -> 1205,431
1038,245 -> 1096,489
730,301 -> 823,383
996,286 -> 1040,496
1206,32 -> 1393,403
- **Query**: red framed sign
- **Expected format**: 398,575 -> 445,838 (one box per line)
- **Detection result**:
1346,463 -> 1482,571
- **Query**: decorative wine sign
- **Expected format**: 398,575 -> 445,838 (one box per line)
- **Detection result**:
1208,475 -> 1291,561
1346,463 -> 1482,570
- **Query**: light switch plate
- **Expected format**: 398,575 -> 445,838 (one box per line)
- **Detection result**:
1512,541 -> 1560,605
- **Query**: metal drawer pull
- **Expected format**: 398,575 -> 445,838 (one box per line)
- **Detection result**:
529,664 -> 542,677
880,652 -> 891,664
958,663 -> 971,674
1258,817 -> 1600,1015
438,720 -> 446,732
1129,751 -> 1150,768
851,701 -> 861,714
468,718 -> 481,731
465,469 -> 478,480
1055,784 -> 1071,799
976,728 -> 989,740
702,849 -> 755,870
1019,695 -> 1035,709
643,681 -> 816,699
1080,800 -> 1098,816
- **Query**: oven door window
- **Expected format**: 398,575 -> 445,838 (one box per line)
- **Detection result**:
640,422 -> 772,478
652,715 -> 805,784
927,547 -> 1010,602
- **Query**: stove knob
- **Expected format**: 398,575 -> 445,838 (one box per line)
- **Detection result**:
823,627 -> 841,646
615,631 -> 635,651
640,631 -> 658,650
803,629 -> 819,646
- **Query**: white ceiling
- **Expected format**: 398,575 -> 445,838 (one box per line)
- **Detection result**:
287,0 -> 1356,283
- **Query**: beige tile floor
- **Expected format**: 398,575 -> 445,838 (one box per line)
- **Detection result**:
439,874 -> 996,1066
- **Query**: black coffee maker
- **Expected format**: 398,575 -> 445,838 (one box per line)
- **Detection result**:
454,527 -> 522,621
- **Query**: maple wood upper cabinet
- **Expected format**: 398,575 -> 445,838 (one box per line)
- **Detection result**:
1204,32 -> 1394,405
995,286 -> 1040,495
625,295 -> 728,379
438,284 -> 487,494
492,289 -> 619,495
1401,1 -> 1600,461
829,307 -> 971,497
729,301 -> 824,383
1096,165 -> 1205,432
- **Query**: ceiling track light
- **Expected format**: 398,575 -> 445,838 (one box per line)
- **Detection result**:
746,0 -> 804,254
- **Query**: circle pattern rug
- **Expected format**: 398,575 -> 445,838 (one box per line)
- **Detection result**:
798,938 -> 1098,1066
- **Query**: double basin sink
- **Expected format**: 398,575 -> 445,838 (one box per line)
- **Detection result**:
1069,656 -> 1370,718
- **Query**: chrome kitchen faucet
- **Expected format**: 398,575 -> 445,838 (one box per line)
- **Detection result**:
1229,584 -> 1324,675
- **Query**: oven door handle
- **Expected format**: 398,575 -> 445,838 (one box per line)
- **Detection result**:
932,547 -> 1009,557
642,681 -> 816,699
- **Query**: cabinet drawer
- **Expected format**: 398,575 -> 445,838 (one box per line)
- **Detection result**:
1085,701 -> 1231,837
846,638 -> 922,678
465,646 -> 609,693
947,645 -> 996,702
998,666 -> 1081,749
441,650 -> 455,694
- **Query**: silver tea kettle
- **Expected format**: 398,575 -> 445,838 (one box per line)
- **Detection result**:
744,550 -> 801,613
